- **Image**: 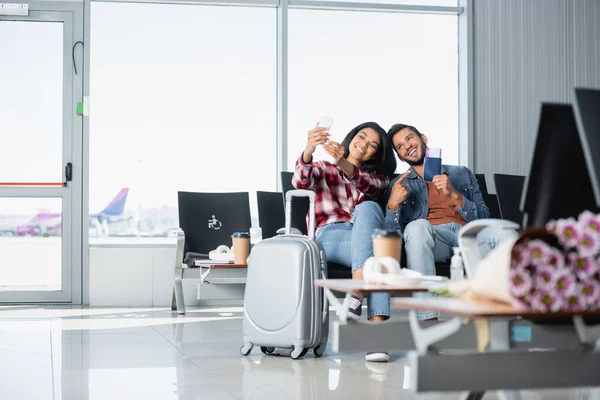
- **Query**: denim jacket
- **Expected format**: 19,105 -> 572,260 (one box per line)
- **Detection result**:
384,165 -> 490,232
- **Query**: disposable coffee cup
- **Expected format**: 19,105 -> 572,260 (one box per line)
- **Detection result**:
372,229 -> 402,263
231,232 -> 251,265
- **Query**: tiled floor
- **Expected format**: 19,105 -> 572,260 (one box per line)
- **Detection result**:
0,305 -> 597,399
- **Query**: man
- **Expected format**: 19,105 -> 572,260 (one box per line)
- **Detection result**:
385,123 -> 517,320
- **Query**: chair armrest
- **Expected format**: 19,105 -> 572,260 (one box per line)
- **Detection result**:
185,252 -> 208,259
173,228 -> 185,271
457,219 -> 519,279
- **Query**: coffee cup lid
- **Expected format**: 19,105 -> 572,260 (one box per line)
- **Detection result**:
371,229 -> 401,239
232,232 -> 251,239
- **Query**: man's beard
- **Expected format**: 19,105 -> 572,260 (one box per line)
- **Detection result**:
399,143 -> 426,166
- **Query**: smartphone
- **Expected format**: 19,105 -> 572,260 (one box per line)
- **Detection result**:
318,116 -> 334,129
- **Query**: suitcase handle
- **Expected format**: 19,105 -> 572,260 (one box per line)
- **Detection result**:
285,189 -> 316,239
320,270 -> 328,323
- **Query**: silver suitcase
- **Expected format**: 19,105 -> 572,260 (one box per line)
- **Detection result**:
241,189 -> 329,359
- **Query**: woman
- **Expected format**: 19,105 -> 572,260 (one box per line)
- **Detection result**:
293,121 -> 396,331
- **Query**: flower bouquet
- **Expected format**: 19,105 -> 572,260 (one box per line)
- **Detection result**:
509,211 -> 600,312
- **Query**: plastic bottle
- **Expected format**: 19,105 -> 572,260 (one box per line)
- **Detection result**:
450,247 -> 464,282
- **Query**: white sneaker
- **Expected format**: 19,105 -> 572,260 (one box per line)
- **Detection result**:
365,352 -> 389,362
366,361 -> 389,377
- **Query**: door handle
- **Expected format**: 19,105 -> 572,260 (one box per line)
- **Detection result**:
65,162 -> 72,183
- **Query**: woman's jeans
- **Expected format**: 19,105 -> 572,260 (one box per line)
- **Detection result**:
315,201 -> 389,319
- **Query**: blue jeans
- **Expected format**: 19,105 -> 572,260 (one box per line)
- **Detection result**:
315,201 -> 390,319
404,219 -> 518,319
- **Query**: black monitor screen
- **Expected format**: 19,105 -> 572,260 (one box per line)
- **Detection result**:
521,103 -> 599,228
573,87 -> 600,207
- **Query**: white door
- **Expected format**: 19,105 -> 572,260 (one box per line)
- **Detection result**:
0,2 -> 83,302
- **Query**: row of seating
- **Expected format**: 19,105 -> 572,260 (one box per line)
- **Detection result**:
476,173 -> 526,225
493,173 -> 525,225
272,172 -> 526,279
172,171 -> 526,312
176,171 -> 526,277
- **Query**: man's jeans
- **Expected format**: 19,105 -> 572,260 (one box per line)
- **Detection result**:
404,219 -> 518,319
315,201 -> 389,319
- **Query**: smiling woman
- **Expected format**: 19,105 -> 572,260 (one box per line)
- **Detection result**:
292,121 -> 396,342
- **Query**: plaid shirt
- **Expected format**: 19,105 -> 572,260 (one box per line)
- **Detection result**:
292,156 -> 388,231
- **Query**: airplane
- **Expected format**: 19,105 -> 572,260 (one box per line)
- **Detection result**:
15,188 -> 131,237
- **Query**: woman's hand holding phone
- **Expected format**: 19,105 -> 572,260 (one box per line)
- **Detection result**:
303,122 -> 331,163
302,117 -> 335,163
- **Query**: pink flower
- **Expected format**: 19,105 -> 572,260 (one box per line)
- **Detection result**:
525,240 -> 550,266
578,232 -> 600,258
530,290 -> 564,312
580,281 -> 600,308
555,218 -> 581,249
513,293 -> 532,308
564,293 -> 586,312
511,244 -> 531,269
546,220 -> 558,234
553,270 -> 577,297
570,254 -> 598,280
546,248 -> 566,269
514,213 -> 600,311
509,268 -> 533,297
535,266 -> 557,291
578,211 -> 600,237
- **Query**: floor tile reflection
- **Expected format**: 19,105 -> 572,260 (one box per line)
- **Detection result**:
0,306 -> 597,399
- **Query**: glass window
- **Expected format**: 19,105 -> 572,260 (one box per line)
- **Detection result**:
287,10 -> 458,172
0,198 -> 62,291
0,21 -> 63,182
90,2 -> 276,238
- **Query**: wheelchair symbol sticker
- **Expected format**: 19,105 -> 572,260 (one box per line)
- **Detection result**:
208,215 -> 222,230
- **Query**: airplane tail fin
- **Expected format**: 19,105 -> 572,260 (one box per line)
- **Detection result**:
99,188 -> 129,217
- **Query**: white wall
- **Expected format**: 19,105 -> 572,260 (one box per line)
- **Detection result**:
89,242 -> 244,306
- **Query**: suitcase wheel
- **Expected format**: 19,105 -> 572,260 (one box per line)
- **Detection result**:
240,342 -> 254,356
260,346 -> 275,355
291,347 -> 308,360
313,345 -> 325,357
